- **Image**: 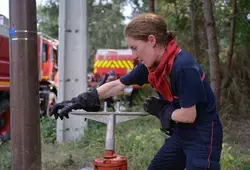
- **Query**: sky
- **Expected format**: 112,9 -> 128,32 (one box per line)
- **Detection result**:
0,0 -> 132,22
0,0 -> 10,18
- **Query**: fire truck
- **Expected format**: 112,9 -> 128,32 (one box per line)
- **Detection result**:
89,49 -> 139,88
0,15 -> 58,141
88,49 -> 143,109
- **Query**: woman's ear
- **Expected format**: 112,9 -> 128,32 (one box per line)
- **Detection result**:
148,35 -> 156,47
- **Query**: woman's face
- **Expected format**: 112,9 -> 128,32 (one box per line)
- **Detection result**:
126,36 -> 158,68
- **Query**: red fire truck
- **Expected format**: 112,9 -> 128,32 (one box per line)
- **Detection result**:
88,49 -> 145,109
88,49 -> 140,86
0,15 -> 58,141
88,49 -> 140,89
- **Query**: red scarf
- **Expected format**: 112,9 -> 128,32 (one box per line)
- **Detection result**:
148,39 -> 181,102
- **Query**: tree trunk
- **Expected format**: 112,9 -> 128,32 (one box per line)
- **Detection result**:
203,0 -> 221,112
190,0 -> 202,61
149,0 -> 155,13
227,0 -> 237,72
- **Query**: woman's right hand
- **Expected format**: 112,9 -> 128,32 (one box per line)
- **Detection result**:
49,89 -> 101,120
144,97 -> 176,135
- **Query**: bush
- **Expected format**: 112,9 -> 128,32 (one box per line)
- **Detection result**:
0,141 -> 11,170
1,117 -> 250,170
40,116 -> 57,144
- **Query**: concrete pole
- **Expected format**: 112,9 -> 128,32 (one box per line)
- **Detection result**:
9,0 -> 41,169
57,0 -> 88,142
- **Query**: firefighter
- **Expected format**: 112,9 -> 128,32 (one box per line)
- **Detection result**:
99,71 -> 117,110
50,13 -> 223,170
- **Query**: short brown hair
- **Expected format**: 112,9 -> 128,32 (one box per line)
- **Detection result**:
125,13 -> 175,45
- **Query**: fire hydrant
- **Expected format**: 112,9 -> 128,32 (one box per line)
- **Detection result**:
72,102 -> 148,170
94,110 -> 127,170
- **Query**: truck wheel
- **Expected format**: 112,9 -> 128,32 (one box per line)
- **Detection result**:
0,100 -> 11,142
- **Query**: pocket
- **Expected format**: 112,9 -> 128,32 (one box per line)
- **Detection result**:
178,127 -> 198,143
197,121 -> 223,145
192,158 -> 220,170
197,125 -> 212,145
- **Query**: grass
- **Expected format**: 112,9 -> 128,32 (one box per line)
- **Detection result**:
1,115 -> 250,170
1,86 -> 250,170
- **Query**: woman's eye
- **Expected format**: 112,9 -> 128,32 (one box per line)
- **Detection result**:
130,46 -> 137,51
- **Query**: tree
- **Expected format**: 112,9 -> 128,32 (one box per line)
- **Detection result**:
37,0 -> 127,71
190,0 -> 203,61
149,0 -> 155,13
127,0 -> 149,17
203,0 -> 221,111
87,0 -> 126,70
37,0 -> 59,39
227,0 -> 237,72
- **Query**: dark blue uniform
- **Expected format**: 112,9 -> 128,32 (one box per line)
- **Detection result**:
120,50 -> 223,170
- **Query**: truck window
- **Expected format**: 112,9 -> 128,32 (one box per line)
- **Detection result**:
52,49 -> 57,63
42,43 -> 48,62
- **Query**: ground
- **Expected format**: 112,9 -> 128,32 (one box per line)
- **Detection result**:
1,115 -> 250,170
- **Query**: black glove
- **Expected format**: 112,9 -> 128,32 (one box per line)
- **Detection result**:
143,97 -> 176,135
49,89 -> 101,120
143,96 -> 170,118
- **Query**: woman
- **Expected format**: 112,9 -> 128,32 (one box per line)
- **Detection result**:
50,13 -> 223,170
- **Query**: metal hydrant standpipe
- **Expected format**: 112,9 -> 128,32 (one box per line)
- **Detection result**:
71,102 -> 148,170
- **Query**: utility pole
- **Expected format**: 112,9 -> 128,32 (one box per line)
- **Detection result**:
57,0 -> 88,142
9,0 -> 41,170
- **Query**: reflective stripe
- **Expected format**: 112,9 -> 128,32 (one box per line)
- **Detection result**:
94,60 -> 133,69
201,72 -> 206,81
206,121 -> 215,170
0,81 -> 10,85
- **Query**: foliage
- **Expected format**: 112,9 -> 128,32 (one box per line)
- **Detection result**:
235,0 -> 250,46
1,117 -> 250,170
40,116 -> 57,144
221,143 -> 250,170
37,0 -> 127,71
87,0 -> 127,71
0,141 -> 11,170
153,0 -> 250,117
1,0 -> 246,169
37,0 -> 250,115
37,0 -> 59,39
126,0 -> 150,17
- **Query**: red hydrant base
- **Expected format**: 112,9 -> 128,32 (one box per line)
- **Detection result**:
94,154 -> 127,170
